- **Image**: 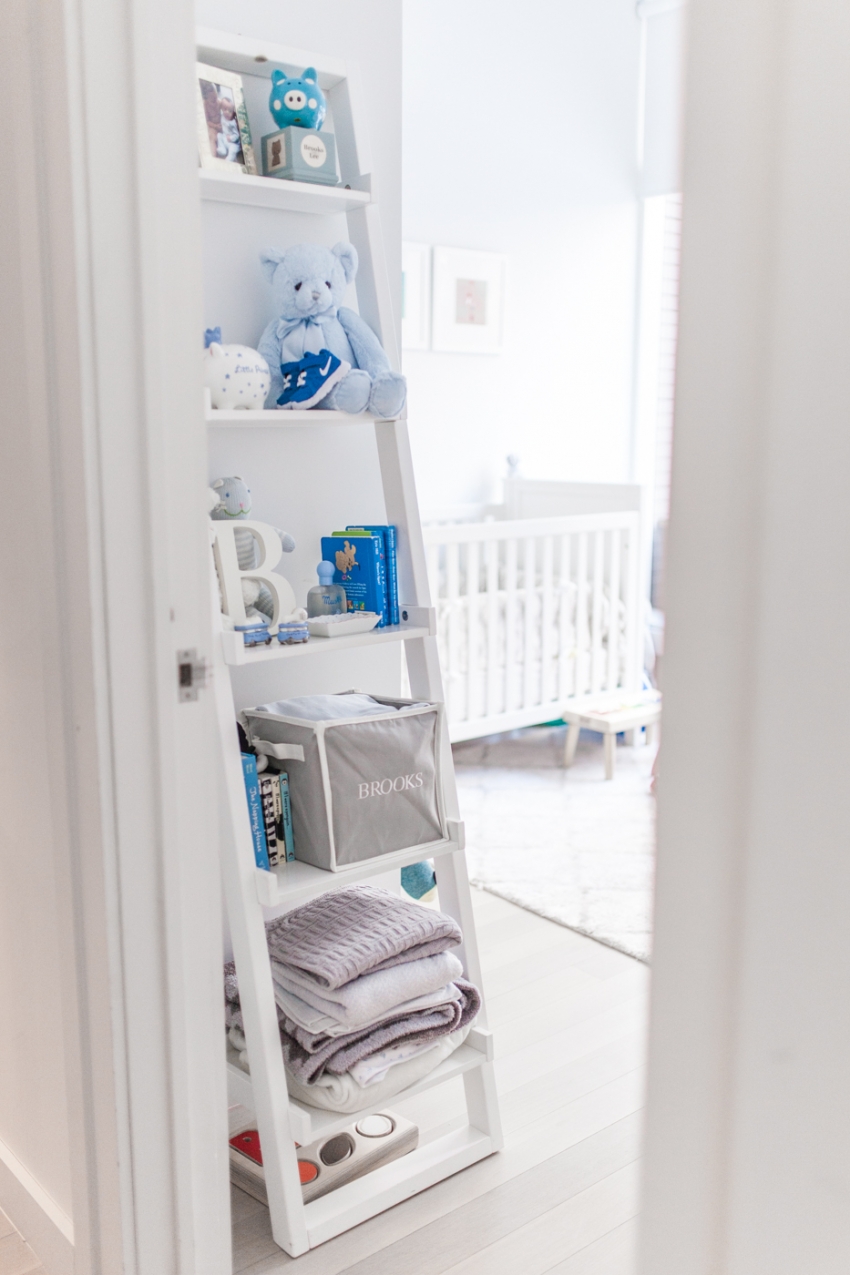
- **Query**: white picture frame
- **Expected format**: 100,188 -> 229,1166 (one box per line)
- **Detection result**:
196,62 -> 257,175
401,242 -> 432,350
431,246 -> 506,354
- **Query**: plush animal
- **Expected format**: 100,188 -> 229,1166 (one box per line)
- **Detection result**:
257,241 -> 407,419
209,477 -> 296,621
268,67 -> 326,131
203,329 -> 270,409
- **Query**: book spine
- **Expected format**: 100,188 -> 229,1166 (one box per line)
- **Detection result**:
258,772 -> 279,868
241,754 -> 270,871
374,534 -> 389,626
278,772 -> 296,862
383,526 -> 399,626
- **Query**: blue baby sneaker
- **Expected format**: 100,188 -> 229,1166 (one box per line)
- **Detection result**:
276,349 -> 350,409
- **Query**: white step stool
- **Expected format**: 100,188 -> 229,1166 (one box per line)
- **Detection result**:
562,692 -> 662,780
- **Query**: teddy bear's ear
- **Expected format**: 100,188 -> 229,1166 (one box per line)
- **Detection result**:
331,242 -> 358,284
302,67 -> 318,84
260,248 -> 287,283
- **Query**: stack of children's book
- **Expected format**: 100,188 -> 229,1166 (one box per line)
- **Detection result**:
320,524 -> 399,628
240,752 -> 295,870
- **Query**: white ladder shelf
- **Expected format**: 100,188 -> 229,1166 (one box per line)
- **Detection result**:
201,27 -> 502,1259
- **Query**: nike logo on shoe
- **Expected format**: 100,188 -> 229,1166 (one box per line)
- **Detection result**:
319,357 -> 332,376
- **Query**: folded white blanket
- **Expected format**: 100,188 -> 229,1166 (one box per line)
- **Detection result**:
271,978 -> 461,1037
269,949 -> 464,1031
230,1023 -> 471,1113
348,1036 -> 442,1087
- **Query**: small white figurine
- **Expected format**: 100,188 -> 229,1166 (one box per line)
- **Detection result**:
203,329 -> 270,409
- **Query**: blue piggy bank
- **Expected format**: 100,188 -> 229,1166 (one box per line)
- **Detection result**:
268,67 -> 326,131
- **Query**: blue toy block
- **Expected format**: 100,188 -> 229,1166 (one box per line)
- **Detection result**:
261,126 -> 338,186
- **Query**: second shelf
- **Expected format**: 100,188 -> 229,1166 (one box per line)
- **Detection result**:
227,1030 -> 493,1146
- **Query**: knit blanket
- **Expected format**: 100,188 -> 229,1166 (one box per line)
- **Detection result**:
262,885 -> 462,989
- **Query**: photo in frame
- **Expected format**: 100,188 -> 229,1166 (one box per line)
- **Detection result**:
401,242 -> 432,350
431,247 -> 507,354
196,62 -> 257,174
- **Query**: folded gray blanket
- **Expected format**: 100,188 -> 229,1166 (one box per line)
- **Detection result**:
225,973 -> 480,1084
263,885 -> 462,989
280,979 -> 479,1083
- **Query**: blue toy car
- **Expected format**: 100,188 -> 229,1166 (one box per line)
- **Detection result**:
277,620 -> 310,645
235,622 -> 273,647
268,67 -> 326,131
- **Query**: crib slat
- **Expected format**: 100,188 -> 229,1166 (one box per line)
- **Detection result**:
590,530 -> 605,694
486,536 -> 499,717
576,532 -> 589,695
558,533 -> 572,702
523,536 -> 536,708
466,540 -> 480,722
541,535 -> 554,706
426,543 -> 440,602
505,537 -> 518,712
446,541 -> 460,719
607,529 -> 621,691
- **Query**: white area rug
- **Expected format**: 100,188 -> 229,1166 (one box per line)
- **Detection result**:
453,726 -> 657,962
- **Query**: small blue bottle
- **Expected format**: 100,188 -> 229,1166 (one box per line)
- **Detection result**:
307,562 -> 347,617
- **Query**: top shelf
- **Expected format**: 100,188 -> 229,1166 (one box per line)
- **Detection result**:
199,170 -> 371,216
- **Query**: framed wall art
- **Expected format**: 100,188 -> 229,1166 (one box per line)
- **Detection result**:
196,62 -> 257,174
431,247 -> 506,354
401,242 -> 432,350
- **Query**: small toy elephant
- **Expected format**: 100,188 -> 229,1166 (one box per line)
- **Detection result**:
257,241 -> 407,419
209,476 -> 296,622
268,67 -> 326,131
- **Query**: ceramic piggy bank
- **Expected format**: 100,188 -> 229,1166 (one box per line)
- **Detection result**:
268,67 -> 326,131
203,342 -> 270,410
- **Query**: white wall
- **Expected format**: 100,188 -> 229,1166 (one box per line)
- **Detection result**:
641,0 -> 850,1271
402,0 -> 643,510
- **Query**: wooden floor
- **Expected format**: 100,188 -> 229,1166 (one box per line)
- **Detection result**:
232,887 -> 650,1274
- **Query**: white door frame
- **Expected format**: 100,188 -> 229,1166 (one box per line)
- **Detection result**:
1,0 -> 230,1270
641,0 -> 850,1271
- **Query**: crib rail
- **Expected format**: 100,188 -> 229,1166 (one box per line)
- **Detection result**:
422,512 -> 642,742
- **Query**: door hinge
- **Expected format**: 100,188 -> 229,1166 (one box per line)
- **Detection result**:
177,649 -> 210,701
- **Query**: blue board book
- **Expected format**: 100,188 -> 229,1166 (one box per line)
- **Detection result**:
241,753 -> 270,870
347,525 -> 398,625
322,534 -> 387,625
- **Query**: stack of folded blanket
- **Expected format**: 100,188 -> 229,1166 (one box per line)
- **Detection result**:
225,884 -> 481,1113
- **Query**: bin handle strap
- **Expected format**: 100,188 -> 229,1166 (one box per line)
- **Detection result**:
254,741 -> 305,762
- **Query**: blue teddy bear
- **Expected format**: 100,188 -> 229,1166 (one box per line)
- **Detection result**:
268,67 -> 326,131
257,241 -> 407,419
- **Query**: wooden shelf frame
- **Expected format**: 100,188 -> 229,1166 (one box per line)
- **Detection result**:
203,25 -> 502,1259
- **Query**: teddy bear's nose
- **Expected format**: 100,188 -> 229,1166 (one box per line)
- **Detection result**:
311,289 -> 321,300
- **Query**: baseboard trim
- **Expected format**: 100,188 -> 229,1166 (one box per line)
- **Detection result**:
0,1135 -> 74,1275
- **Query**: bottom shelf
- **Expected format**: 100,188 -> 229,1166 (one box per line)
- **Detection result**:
227,1030 -> 492,1145
303,1123 -> 495,1249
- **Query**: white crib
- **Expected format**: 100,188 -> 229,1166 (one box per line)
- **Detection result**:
422,481 -> 646,743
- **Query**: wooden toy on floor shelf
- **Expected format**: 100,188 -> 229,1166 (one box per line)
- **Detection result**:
229,1112 -> 419,1205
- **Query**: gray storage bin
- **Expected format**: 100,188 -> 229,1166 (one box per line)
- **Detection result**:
241,693 -> 447,871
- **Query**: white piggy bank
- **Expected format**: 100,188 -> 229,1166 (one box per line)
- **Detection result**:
203,342 -> 270,409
